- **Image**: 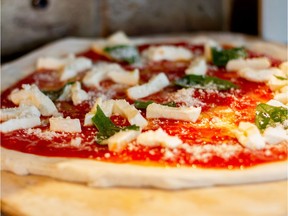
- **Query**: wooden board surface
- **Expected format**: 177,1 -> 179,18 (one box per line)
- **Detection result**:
1,171 -> 287,216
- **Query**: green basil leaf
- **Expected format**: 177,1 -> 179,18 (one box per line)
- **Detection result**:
175,75 -> 238,90
255,103 -> 288,131
92,105 -> 140,144
212,47 -> 247,66
104,45 -> 140,64
274,75 -> 288,81
134,100 -> 177,109
162,101 -> 177,107
134,100 -> 154,109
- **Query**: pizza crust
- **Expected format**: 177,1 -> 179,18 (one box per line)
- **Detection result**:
1,147 -> 287,189
1,33 -> 287,189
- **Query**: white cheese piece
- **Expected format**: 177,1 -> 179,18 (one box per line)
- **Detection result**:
106,31 -> 132,46
267,69 -> 287,91
204,40 -> 220,62
279,61 -> 288,75
113,100 -> 148,128
226,57 -> 271,72
263,126 -> 288,145
57,82 -> 88,105
266,99 -> 288,109
233,122 -> 265,150
82,70 -> 107,88
185,57 -> 207,75
57,84 -> 72,101
84,113 -> 95,127
274,92 -> 288,104
143,46 -> 193,62
237,67 -> 278,83
71,82 -> 89,105
70,137 -> 82,147
84,98 -> 115,126
49,117 -> 81,133
60,57 -> 92,81
136,128 -> 182,148
107,69 -> 139,86
107,130 -> 140,152
127,73 -> 170,100
9,84 -> 59,116
0,105 -> 40,122
146,103 -> 201,122
0,117 -> 41,133
280,85 -> 288,93
91,98 -> 115,116
36,57 -> 66,70
82,63 -> 123,87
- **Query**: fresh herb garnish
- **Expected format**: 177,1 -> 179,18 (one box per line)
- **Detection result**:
104,45 -> 140,64
134,100 -> 154,109
134,100 -> 177,109
92,105 -> 140,144
175,74 -> 238,90
212,47 -> 247,66
274,75 -> 288,81
162,101 -> 177,107
255,103 -> 288,131
42,82 -> 75,101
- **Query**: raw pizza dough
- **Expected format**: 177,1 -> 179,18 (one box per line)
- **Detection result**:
1,33 -> 287,189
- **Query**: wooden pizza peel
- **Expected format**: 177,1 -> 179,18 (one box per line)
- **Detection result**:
1,171 -> 287,216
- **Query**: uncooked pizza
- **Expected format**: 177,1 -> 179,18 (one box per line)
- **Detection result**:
1,32 -> 287,189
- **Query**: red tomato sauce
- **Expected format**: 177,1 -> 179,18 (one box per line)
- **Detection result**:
1,43 -> 287,169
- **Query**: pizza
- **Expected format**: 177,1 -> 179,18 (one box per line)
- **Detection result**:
1,32 -> 287,189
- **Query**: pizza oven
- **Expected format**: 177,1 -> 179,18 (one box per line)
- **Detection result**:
1,0 -> 287,61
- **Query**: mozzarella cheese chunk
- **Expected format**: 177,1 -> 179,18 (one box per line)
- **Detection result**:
71,82 -> 89,105
82,63 -> 123,87
106,31 -> 132,46
107,130 -> 140,152
280,85 -> 288,93
146,103 -> 201,122
185,57 -> 207,75
90,98 -> 115,115
60,57 -> 92,81
82,70 -> 107,88
266,99 -> 288,109
127,73 -> 170,100
279,61 -> 288,75
143,46 -> 193,62
137,128 -> 182,148
113,100 -> 148,128
0,105 -> 40,122
237,67 -> 278,83
58,84 -> 72,101
9,84 -> 59,116
0,117 -> 41,133
233,122 -> 265,150
49,117 -> 81,133
267,70 -> 287,91
70,137 -> 82,147
263,126 -> 288,145
226,57 -> 271,72
84,98 -> 115,126
36,57 -> 66,70
57,82 -> 88,105
107,69 -> 139,85
274,92 -> 288,104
